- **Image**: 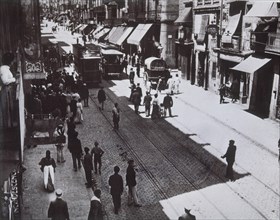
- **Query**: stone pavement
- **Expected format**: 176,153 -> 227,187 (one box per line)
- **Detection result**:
112,66 -> 279,219
21,20 -> 279,219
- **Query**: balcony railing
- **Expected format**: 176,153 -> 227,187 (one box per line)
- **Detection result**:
265,33 -> 280,53
195,0 -> 221,7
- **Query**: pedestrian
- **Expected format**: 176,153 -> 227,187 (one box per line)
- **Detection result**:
231,78 -> 239,103
219,84 -> 226,104
174,74 -> 181,94
136,61 -> 140,78
0,52 -> 16,128
80,83 -> 89,107
48,189 -> 70,220
91,141 -> 104,174
88,189 -> 104,220
135,83 -> 143,98
163,93 -> 173,117
126,160 -> 141,207
151,94 -> 160,119
129,83 -> 136,102
131,89 -> 141,114
70,95 -> 77,118
166,76 -> 175,95
131,53 -> 136,67
129,67 -> 135,85
156,76 -> 164,94
97,87 -> 106,110
109,166 -> 124,214
54,124 -> 66,163
221,140 -> 237,181
75,98 -> 83,123
84,147 -> 94,188
82,34 -> 87,46
112,103 -> 120,130
121,58 -> 128,74
143,91 -> 152,117
68,131 -> 82,171
39,150 -> 56,192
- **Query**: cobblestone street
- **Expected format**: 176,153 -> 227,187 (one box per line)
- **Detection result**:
19,19 -> 280,220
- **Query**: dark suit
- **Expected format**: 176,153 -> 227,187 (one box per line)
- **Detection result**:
88,198 -> 103,220
109,173 -> 123,213
222,144 -> 236,180
48,198 -> 69,220
84,152 -> 93,186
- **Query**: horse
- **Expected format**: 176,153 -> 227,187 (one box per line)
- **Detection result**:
178,208 -> 196,220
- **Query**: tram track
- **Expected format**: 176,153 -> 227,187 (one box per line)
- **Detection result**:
88,83 -> 273,219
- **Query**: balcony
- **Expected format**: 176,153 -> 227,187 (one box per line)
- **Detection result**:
265,33 -> 280,54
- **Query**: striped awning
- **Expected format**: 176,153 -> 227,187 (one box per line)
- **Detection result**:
116,27 -> 134,45
108,26 -> 126,44
127,23 -> 153,45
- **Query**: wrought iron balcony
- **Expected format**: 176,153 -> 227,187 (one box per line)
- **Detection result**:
265,33 -> 280,54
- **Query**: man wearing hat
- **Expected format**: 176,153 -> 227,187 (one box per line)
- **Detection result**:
129,67 -> 135,85
109,166 -> 124,214
163,93 -> 173,117
68,131 -> 82,171
143,91 -> 152,117
221,140 -> 237,181
48,189 -> 70,220
126,160 -> 141,207
91,141 -> 104,174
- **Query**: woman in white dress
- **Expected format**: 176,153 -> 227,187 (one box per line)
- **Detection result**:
75,98 -> 83,123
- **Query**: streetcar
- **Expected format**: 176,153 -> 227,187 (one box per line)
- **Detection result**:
100,48 -> 123,79
72,43 -> 102,85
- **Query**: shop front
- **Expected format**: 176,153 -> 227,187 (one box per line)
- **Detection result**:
231,56 -> 273,118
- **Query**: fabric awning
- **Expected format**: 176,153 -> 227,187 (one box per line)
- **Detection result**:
194,15 -> 209,44
231,56 -> 271,74
94,28 -> 111,40
74,24 -> 83,31
104,27 -> 117,41
91,26 -> 104,36
222,12 -> 241,43
101,48 -> 123,56
116,27 -> 134,45
83,24 -> 95,35
245,2 -> 278,17
79,24 -> 87,32
109,26 -> 126,44
174,7 -> 192,24
127,23 -> 153,45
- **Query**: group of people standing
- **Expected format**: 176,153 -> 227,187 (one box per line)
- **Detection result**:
44,156 -> 142,219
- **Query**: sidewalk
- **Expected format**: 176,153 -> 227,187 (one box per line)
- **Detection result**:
111,66 -> 279,219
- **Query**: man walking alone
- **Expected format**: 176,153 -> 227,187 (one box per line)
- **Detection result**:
221,140 -> 237,181
109,166 -> 124,214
